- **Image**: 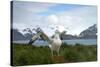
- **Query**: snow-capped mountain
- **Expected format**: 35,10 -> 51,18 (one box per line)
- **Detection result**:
12,29 -> 26,41
79,24 -> 97,39
12,28 -> 35,41
12,24 -> 97,41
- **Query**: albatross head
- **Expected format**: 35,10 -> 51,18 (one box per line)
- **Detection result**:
55,30 -> 60,34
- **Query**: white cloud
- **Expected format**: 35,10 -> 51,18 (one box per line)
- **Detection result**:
45,14 -> 58,24
13,2 -> 97,35
47,6 -> 97,35
13,1 -> 57,14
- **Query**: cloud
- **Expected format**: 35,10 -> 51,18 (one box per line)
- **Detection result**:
13,1 -> 57,26
13,1 -> 97,35
48,6 -> 97,35
44,14 -> 58,24
13,1 -> 57,13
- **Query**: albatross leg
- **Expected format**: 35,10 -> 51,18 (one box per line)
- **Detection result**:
51,50 -> 53,56
57,48 -> 60,56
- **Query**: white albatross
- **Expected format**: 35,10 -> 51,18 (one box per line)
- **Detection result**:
48,30 -> 62,56
28,27 -> 62,56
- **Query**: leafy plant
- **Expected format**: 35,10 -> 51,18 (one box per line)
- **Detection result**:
12,43 -> 97,66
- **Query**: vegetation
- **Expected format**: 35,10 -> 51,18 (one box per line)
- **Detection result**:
11,43 -> 97,66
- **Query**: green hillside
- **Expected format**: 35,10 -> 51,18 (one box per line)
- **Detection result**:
11,43 -> 97,66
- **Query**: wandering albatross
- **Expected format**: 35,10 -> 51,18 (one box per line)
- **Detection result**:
28,27 -> 62,56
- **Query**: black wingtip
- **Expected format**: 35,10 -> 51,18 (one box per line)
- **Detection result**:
28,39 -> 33,45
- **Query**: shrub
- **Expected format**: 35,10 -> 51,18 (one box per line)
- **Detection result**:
12,43 -> 97,66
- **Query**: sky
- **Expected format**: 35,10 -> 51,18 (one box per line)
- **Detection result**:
12,1 -> 97,36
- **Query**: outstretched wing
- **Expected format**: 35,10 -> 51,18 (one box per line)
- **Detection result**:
31,27 -> 53,44
40,31 -> 53,44
28,32 -> 41,45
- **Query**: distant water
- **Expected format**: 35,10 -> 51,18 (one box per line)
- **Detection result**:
13,39 -> 97,46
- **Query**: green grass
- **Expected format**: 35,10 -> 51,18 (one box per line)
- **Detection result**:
11,43 -> 97,66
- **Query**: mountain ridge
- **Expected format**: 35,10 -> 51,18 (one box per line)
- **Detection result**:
12,24 -> 97,41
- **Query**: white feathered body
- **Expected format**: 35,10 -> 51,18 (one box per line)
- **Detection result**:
49,32 -> 62,55
49,37 -> 61,51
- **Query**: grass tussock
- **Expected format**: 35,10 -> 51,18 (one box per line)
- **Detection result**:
11,43 -> 97,66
